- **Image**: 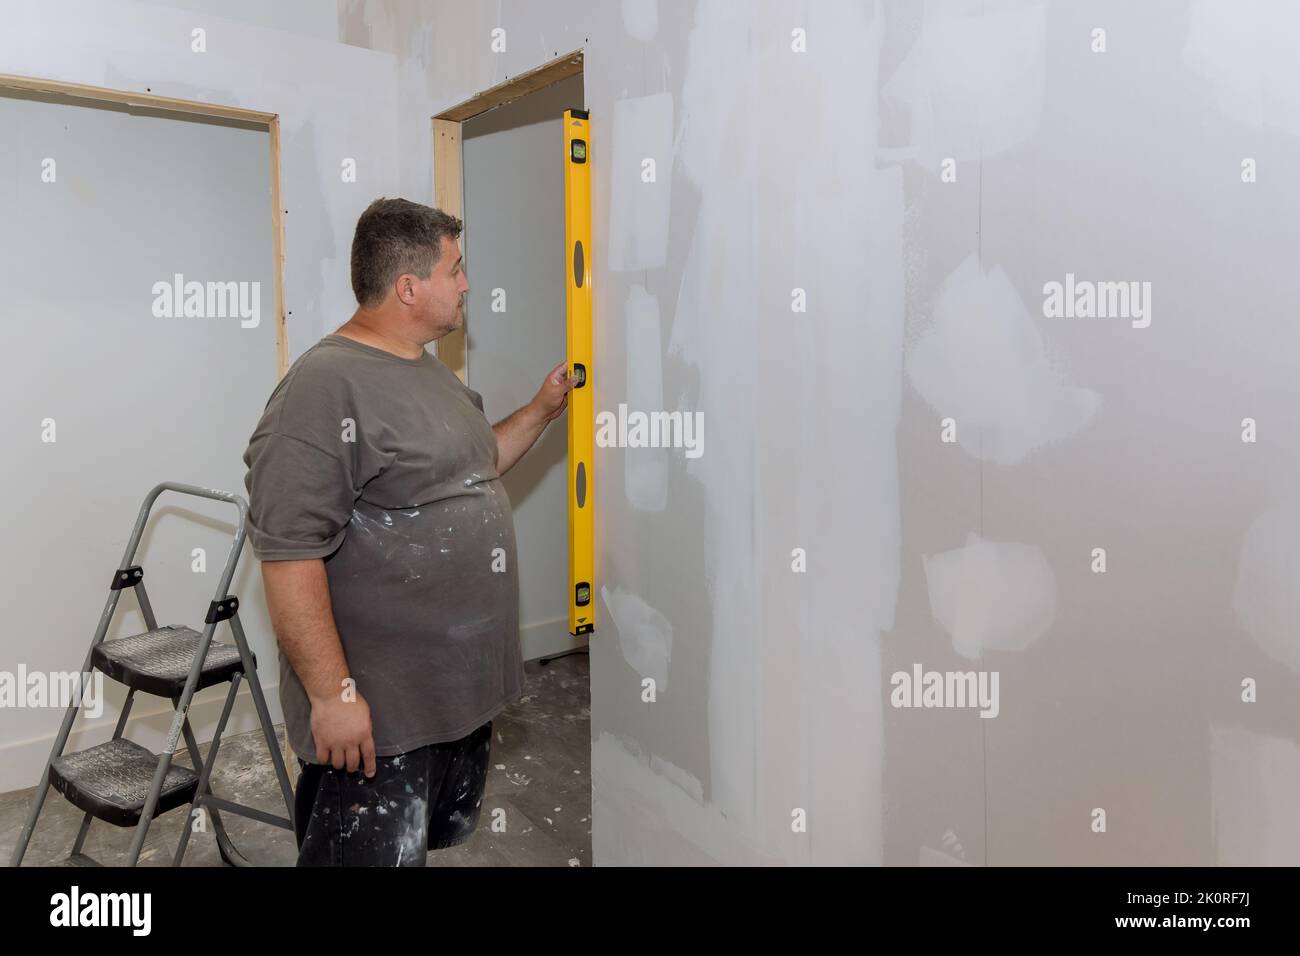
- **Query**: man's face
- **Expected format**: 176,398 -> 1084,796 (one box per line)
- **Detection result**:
412,234 -> 469,338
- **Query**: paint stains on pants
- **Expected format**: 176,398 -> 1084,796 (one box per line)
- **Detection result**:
293,721 -> 492,866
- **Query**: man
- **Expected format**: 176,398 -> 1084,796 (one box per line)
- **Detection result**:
243,197 -> 575,866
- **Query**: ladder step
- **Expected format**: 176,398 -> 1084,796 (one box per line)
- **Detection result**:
49,738 -> 199,828
92,625 -> 249,697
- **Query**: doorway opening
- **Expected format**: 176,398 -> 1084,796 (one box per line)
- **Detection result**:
432,51 -> 587,664
430,52 -> 593,867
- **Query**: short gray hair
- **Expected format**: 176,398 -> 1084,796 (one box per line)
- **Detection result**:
350,198 -> 462,307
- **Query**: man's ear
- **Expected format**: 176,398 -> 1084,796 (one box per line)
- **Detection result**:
395,274 -> 416,304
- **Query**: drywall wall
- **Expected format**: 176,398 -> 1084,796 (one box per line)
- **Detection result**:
462,73 -> 587,663
341,0 -> 1300,865
0,0 -> 401,793
971,0 -> 1300,864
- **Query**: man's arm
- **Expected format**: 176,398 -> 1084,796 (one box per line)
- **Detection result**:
260,558 -> 376,775
493,402 -> 549,476
491,361 -> 577,476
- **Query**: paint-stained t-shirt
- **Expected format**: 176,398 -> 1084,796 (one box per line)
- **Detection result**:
242,333 -> 523,760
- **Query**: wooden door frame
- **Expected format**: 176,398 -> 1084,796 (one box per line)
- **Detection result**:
431,49 -> 584,384
0,73 -> 290,378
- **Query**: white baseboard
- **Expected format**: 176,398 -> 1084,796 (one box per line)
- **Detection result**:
520,614 -> 590,662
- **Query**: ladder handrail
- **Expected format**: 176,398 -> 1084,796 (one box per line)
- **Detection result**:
120,482 -> 248,605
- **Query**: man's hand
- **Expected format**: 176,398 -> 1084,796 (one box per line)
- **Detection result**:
534,361 -> 578,423
310,689 -> 377,776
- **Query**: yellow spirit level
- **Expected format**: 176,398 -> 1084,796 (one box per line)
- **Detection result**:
564,107 -> 594,636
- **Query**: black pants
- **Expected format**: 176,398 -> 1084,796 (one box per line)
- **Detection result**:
292,721 -> 492,866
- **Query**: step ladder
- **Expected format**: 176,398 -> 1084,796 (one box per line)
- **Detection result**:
8,482 -> 295,867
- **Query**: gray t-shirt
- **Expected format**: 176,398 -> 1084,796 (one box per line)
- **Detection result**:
242,332 -> 523,761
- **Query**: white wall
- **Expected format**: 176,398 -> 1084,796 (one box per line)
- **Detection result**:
0,90 -> 277,790
463,72 -> 586,663
341,0 -> 1300,866
0,0 -> 401,792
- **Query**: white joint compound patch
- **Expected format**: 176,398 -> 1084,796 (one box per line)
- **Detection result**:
881,0 -> 1047,171
923,532 -> 1056,659
1183,0 -> 1300,137
600,583 -> 672,691
621,0 -> 659,42
907,254 -> 1101,465
1232,501 -> 1300,673
592,731 -> 777,865
607,92 -> 674,271
1211,725 -> 1300,865
624,284 -> 668,510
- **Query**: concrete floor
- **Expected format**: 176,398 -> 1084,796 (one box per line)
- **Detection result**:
1,652 -> 591,867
